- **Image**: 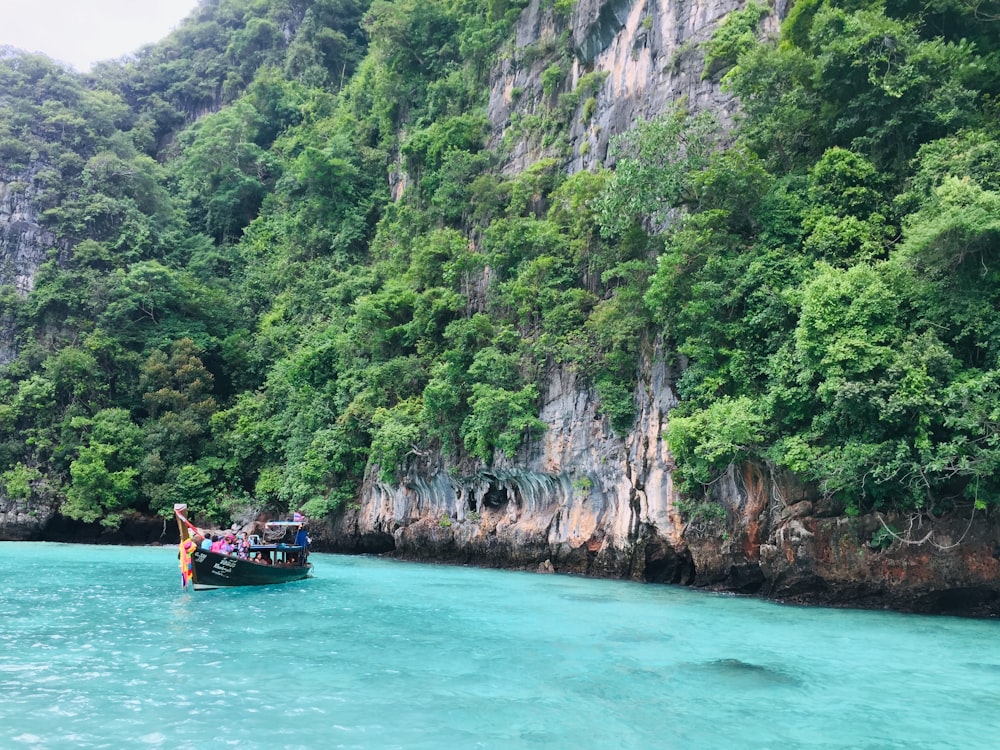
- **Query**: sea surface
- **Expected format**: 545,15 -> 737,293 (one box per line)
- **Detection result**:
1,542 -> 998,749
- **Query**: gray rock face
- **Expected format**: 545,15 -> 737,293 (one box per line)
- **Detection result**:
0,492 -> 57,541
0,170 -> 64,364
487,0 -> 761,175
331,340 -> 689,580
0,174 -> 56,294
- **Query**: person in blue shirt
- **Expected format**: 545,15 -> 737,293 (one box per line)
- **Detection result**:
294,524 -> 309,562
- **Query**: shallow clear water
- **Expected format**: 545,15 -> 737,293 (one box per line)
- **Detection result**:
1,543 -> 998,749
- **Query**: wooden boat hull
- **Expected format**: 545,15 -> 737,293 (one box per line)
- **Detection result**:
191,549 -> 312,589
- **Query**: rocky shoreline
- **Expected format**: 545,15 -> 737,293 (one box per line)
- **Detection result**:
4,495 -> 997,617
323,507 -> 1000,618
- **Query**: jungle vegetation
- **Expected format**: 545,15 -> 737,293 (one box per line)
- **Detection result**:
0,0 -> 998,528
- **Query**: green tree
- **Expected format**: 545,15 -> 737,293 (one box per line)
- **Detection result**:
139,339 -> 219,516
63,408 -> 142,527
462,383 -> 547,462
597,106 -> 716,238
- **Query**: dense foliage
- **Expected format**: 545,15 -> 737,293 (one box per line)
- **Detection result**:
0,0 -> 998,529
661,0 -> 1000,514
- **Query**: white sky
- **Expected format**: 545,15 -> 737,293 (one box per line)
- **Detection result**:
0,0 -> 203,72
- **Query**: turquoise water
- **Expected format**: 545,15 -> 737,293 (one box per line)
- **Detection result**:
1,543 -> 998,749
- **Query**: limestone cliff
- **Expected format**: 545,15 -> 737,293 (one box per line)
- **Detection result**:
325,0 -> 1000,616
0,169 -> 67,533
0,169 -> 65,364
0,493 -> 57,540
330,341 -> 690,580
487,0 -> 786,172
332,0 -> 731,572
328,335 -> 1000,615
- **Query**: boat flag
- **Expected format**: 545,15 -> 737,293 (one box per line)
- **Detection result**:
174,504 -> 203,537
293,511 -> 305,522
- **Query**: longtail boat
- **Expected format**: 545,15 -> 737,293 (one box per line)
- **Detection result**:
175,503 -> 312,590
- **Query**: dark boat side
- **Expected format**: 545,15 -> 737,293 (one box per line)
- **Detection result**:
190,547 -> 311,589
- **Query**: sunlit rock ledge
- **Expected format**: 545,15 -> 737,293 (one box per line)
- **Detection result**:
324,459 -> 1000,617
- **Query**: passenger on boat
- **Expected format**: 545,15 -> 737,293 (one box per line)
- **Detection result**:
210,535 -> 225,553
294,526 -> 309,547
237,533 -> 250,559
200,534 -> 213,551
294,525 -> 310,562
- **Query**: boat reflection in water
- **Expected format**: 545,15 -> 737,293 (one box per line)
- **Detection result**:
175,503 -> 312,590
